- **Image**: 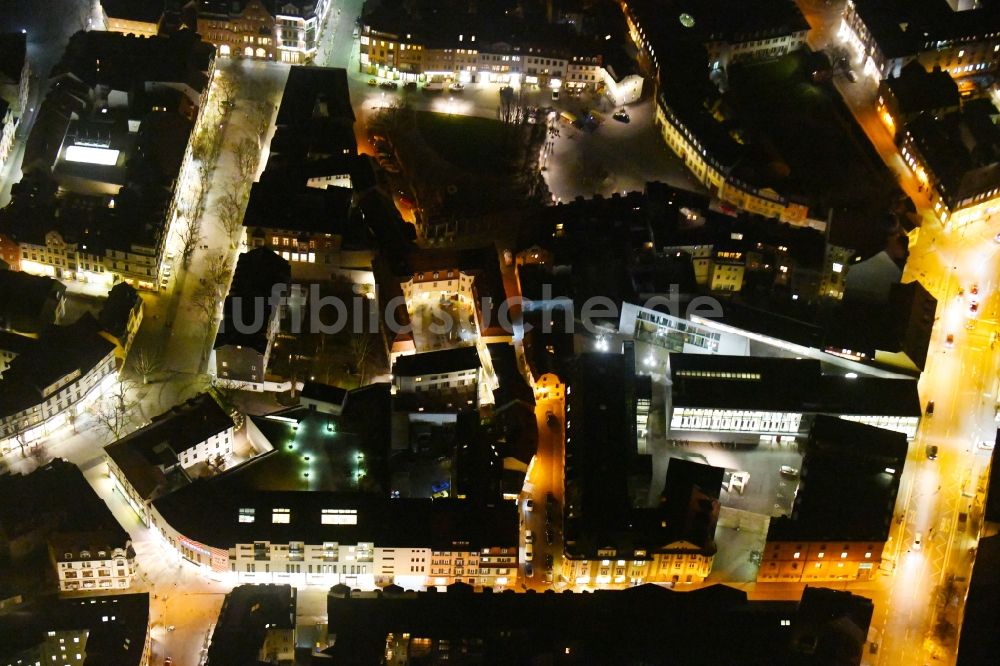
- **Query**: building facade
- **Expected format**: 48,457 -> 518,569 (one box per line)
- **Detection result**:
50,538 -> 136,592
196,0 -> 330,63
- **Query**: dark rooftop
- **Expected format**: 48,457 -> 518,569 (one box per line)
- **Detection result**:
215,248 -> 291,354
0,269 -> 66,333
0,594 -> 149,666
206,584 -> 295,666
154,485 -> 518,552
0,33 -> 26,85
0,314 -> 116,418
393,346 -> 481,377
100,0 -> 165,24
105,393 -> 234,476
767,415 -> 908,542
324,581 -> 872,666
243,175 -> 353,235
0,458 -> 127,546
99,282 -> 141,343
883,62 -> 960,119
669,354 -> 921,417
275,66 -> 355,128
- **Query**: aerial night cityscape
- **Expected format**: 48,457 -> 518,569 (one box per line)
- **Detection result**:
3,0 -> 1000,664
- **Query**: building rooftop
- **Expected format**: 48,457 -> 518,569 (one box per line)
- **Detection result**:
215,248 -> 291,354
767,415 -> 908,543
243,174 -> 353,235
101,0 -> 165,24
883,62 -> 960,118
206,584 -> 295,666
0,458 -> 128,547
99,282 -> 141,343
957,532 -> 1000,665
52,28 -> 213,94
154,484 -> 518,552
324,581 -> 872,665
0,269 -> 66,333
0,594 -> 149,666
853,0 -> 1000,60
0,314 -> 116,418
393,346 -> 482,378
0,33 -> 27,87
275,66 -> 355,130
668,354 -> 921,417
0,329 -> 38,356
104,393 -> 233,490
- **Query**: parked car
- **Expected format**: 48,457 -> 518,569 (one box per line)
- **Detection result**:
525,529 -> 534,544
551,89 -> 560,100
449,82 -> 465,91
779,465 -> 799,478
525,562 -> 534,577
913,531 -> 923,550
926,400 -> 935,416
367,78 -> 377,86
432,489 -> 449,498
379,81 -> 399,90
525,544 -> 533,560
612,108 -> 630,123
926,445 -> 939,461
404,81 -> 417,91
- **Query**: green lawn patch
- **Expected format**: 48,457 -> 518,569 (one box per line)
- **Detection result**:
414,111 -> 512,175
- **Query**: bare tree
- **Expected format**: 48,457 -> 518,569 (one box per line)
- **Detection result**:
178,212 -> 203,268
246,101 -> 272,144
192,279 -> 223,323
129,345 -> 163,385
233,135 -> 260,181
350,332 -> 378,385
90,380 -> 137,441
497,86 -> 526,126
216,179 -> 247,243
215,72 -> 240,114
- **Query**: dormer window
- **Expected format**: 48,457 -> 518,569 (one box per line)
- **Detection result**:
80,551 -> 91,559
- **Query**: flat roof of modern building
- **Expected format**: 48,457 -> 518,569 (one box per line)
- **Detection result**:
669,353 -> 921,416
154,484 -> 518,552
766,415 -> 907,543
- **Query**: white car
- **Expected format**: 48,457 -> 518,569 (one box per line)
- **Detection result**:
525,529 -> 534,544
525,544 -> 533,560
913,531 -> 923,551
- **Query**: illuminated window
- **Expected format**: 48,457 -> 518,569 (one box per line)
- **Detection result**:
239,508 -> 255,523
841,551 -> 847,558
272,508 -> 291,524
865,552 -> 872,558
817,552 -> 824,558
793,552 -> 800,559
321,509 -> 358,525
